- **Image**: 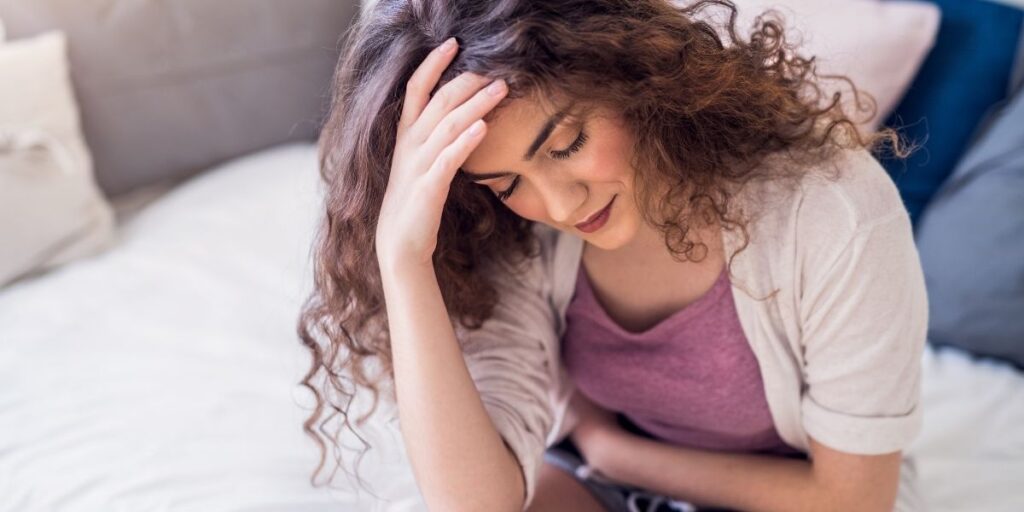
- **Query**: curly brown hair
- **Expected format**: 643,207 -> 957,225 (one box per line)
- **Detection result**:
296,0 -> 914,495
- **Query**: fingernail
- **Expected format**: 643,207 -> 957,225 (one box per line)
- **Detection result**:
487,79 -> 506,96
469,119 -> 484,135
439,37 -> 456,53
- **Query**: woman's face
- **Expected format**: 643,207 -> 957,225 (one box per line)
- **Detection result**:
459,97 -> 643,251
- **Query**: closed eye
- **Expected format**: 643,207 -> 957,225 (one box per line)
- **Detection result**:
496,126 -> 588,202
550,129 -> 588,160
495,176 -> 520,202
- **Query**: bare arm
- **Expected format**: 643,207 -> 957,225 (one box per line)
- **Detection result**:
375,37 -> 522,511
382,260 -> 524,512
592,429 -> 901,512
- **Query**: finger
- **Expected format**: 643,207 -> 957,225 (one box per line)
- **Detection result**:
398,37 -> 459,133
410,71 -> 493,143
425,118 -> 487,186
420,78 -> 506,164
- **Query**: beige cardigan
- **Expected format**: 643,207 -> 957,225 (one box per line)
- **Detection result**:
454,147 -> 928,510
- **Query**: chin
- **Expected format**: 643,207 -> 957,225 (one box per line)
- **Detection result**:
575,214 -> 637,252
581,231 -> 629,251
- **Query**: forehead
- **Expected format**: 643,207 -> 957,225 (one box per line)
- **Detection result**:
484,93 -> 565,130
464,99 -> 557,169
463,94 -> 579,171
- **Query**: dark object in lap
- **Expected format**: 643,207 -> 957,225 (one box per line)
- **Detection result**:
550,412 -> 808,512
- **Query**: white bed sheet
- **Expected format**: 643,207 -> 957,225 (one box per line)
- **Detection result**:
1,142 -> 1021,511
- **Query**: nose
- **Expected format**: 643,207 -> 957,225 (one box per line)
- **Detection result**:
538,175 -> 587,225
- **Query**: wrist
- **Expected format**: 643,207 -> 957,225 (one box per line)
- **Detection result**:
378,251 -> 433,276
378,255 -> 435,293
375,236 -> 435,268
595,431 -> 638,484
577,425 -> 631,476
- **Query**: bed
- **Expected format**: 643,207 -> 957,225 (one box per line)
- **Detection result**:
4,0 -> 1024,509
1,142 -> 1022,511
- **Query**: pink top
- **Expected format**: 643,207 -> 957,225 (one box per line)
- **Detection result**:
561,261 -> 803,457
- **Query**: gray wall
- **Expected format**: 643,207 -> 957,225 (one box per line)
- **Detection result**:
0,1 -> 361,197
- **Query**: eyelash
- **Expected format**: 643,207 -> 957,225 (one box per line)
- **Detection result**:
550,129 -> 589,160
496,129 -> 589,202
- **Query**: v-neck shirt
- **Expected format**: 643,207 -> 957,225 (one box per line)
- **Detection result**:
561,260 -> 802,456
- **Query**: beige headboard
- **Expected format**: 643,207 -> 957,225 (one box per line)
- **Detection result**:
0,0 -> 360,197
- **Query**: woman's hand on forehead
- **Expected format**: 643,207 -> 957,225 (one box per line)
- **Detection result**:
375,37 -> 509,267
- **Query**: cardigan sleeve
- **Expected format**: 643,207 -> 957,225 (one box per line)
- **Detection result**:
455,249 -> 558,510
796,176 -> 929,455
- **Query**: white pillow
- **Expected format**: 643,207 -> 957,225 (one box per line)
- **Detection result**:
0,27 -> 115,288
695,0 -> 941,134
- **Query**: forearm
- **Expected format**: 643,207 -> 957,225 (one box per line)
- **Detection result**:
595,433 -> 854,512
381,259 -> 523,512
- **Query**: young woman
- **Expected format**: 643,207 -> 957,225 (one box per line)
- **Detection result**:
297,1 -> 927,511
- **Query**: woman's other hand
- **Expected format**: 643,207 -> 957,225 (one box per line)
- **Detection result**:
568,389 -> 629,473
375,37 -> 508,267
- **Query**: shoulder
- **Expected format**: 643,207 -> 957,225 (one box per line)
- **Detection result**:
527,221 -> 567,283
740,147 -> 911,252
531,221 -> 560,259
793,147 -> 909,238
729,147 -> 915,284
479,222 -> 559,305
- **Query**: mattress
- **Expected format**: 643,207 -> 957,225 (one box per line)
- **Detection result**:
0,142 -> 1021,511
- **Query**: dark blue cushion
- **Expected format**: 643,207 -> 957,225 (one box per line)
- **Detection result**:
878,0 -> 1023,228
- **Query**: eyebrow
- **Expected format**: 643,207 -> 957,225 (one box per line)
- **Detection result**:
458,105 -> 572,182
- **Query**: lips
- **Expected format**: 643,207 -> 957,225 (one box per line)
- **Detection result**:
575,196 -> 615,229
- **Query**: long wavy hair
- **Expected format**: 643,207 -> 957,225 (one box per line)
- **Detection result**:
296,0 -> 914,493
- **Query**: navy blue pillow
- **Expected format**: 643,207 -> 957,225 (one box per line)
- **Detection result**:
878,0 -> 1023,228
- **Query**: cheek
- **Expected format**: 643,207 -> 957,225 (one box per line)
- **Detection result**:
581,134 -> 634,184
507,194 -> 549,223
579,160 -> 629,184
